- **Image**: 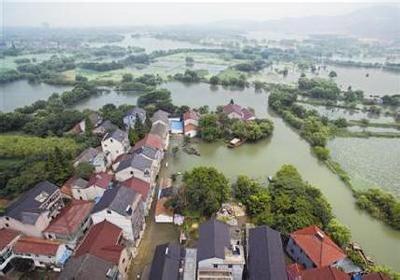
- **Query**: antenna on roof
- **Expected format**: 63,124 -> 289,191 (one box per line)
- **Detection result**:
316,230 -> 324,240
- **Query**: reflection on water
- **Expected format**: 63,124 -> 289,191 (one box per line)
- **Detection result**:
328,138 -> 400,197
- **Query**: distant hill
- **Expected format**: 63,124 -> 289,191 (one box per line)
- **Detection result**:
214,5 -> 400,41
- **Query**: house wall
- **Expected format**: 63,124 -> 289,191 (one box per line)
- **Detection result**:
227,112 -> 242,120
101,138 -> 129,162
115,167 -> 152,183
286,238 -> 315,269
1,214 -> 50,238
44,215 -> 92,244
130,200 -> 145,247
184,130 -> 197,138
91,210 -> 134,241
155,214 -> 173,223
118,248 -> 131,279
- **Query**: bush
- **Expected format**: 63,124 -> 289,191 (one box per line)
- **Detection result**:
313,146 -> 330,160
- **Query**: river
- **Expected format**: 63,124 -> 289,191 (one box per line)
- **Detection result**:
1,80 -> 400,270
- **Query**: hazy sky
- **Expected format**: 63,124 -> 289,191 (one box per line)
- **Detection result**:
2,2 -> 397,27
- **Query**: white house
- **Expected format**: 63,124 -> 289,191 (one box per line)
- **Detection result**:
151,110 -> 170,127
90,186 -> 145,246
155,198 -> 174,223
183,109 -> 200,138
114,153 -> 155,183
101,129 -> 130,163
223,103 -> 255,121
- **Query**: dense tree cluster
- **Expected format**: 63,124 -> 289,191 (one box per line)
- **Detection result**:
79,61 -> 124,72
298,77 -> 341,100
173,70 -> 201,83
137,88 -> 175,113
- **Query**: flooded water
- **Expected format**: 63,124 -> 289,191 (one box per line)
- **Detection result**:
2,79 -> 400,270
0,80 -> 72,112
328,138 -> 400,197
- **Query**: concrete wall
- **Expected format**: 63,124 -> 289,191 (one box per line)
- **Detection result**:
72,186 -> 105,201
102,138 -> 129,162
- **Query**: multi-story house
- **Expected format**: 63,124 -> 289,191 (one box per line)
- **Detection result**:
114,153 -> 155,183
149,122 -> 169,150
90,185 -> 145,248
0,229 -> 20,275
121,177 -> 152,215
149,243 -> 183,280
183,109 -> 200,138
0,181 -> 64,237
123,107 -> 146,129
151,109 -> 170,128
101,129 -> 130,163
222,103 -> 255,121
43,200 -> 94,244
196,219 -> 245,280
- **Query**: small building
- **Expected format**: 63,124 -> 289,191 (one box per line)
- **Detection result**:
223,103 -> 255,121
286,225 -> 347,269
183,109 -> 200,138
91,186 -> 145,244
73,147 -> 108,173
155,198 -> 174,223
150,122 -> 170,149
0,181 -> 64,237
132,145 -> 163,173
114,153 -> 155,183
13,236 -> 71,270
60,253 -> 119,280
149,243 -> 183,280
43,200 -> 94,244
123,107 -> 146,129
288,265 -> 350,280
0,229 -> 20,275
74,220 -> 131,278
247,225 -> 287,280
151,110 -> 170,128
121,177 -> 153,215
169,118 -> 184,134
196,219 -> 245,280
69,112 -> 103,135
101,129 -> 130,163
133,133 -> 165,152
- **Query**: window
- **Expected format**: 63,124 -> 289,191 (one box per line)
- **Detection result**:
122,258 -> 125,264
130,171 -> 134,175
5,223 -> 9,227
228,264 -> 232,268
5,217 -> 9,221
213,264 -> 218,268
107,210 -> 112,214
116,150 -> 119,154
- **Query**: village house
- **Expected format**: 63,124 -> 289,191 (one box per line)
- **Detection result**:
196,219 -> 245,280
155,197 -> 174,223
90,185 -> 145,246
148,243 -> 183,280
73,147 -> 108,173
121,177 -> 153,215
12,236 -> 71,271
114,153 -> 155,183
133,133 -> 165,154
183,109 -> 200,137
123,107 -> 146,129
101,129 -> 130,163
43,200 -> 94,244
150,122 -> 170,150
132,145 -> 163,173
93,120 -> 119,136
287,264 -> 350,280
286,225 -> 347,269
362,272 -> 392,280
247,225 -> 287,280
69,112 -> 103,134
151,109 -> 170,127
0,181 -> 64,237
74,220 -> 132,278
0,229 -> 20,275
222,102 -> 255,121
60,253 -> 120,280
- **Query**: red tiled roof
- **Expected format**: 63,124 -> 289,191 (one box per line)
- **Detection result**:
300,266 -> 350,280
133,134 -> 163,151
155,198 -> 173,217
363,272 -> 391,280
290,226 -> 346,268
88,172 -> 113,189
121,177 -> 150,202
45,200 -> 93,235
184,123 -> 198,133
183,110 -> 200,121
223,103 -> 255,121
14,237 -> 60,256
287,263 -> 304,280
60,176 -> 78,197
74,220 -> 124,264
0,229 -> 20,251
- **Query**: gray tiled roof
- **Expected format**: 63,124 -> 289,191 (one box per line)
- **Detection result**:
151,110 -> 169,125
73,178 -> 89,189
248,226 -> 287,280
92,185 -> 139,216
149,243 -> 182,280
150,122 -> 168,139
5,181 -> 59,225
134,146 -> 159,160
124,107 -> 146,119
115,153 -> 153,173
197,219 -> 230,262
103,128 -> 128,143
74,147 -> 99,164
59,253 -> 118,280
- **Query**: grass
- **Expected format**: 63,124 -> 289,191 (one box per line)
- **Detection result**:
335,129 -> 400,138
217,68 -> 245,80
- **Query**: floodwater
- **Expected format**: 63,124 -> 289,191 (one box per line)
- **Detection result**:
328,138 -> 400,197
0,80 -> 72,112
2,80 -> 400,270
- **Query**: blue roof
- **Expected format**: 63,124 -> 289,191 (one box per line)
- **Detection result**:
170,120 -> 183,132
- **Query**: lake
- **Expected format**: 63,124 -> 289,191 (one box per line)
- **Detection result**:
2,80 -> 400,270
0,80 -> 72,112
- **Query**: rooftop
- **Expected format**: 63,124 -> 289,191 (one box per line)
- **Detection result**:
74,147 -> 99,165
103,128 -> 128,143
155,198 -> 174,217
5,181 -> 59,225
133,133 -> 164,151
88,172 -> 113,189
121,177 -> 150,202
74,220 -> 124,264
197,219 -> 230,262
183,109 -> 200,122
14,236 -> 60,256
45,200 -> 94,235
0,228 -> 20,251
115,152 -> 153,173
223,103 -> 255,121
149,243 -> 182,280
299,266 -> 350,280
151,110 -> 170,125
363,272 -> 391,280
290,225 -> 346,268
150,122 -> 169,139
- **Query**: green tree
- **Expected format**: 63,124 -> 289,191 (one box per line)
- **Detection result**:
74,162 -> 94,180
199,114 -> 220,142
313,146 -> 330,161
328,71 -> 337,78
122,73 -> 133,83
181,167 -> 230,216
326,218 -> 351,247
